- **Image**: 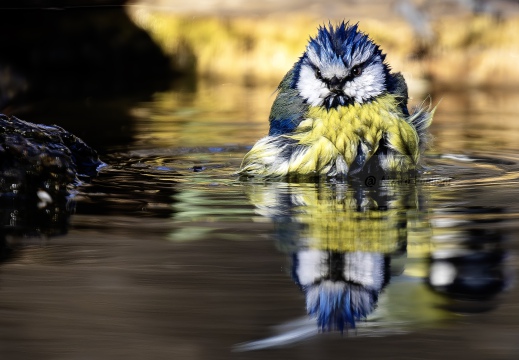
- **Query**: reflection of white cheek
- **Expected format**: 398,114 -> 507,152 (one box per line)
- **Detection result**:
343,252 -> 385,289
296,249 -> 328,286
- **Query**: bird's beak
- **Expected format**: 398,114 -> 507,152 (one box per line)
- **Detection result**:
327,76 -> 346,93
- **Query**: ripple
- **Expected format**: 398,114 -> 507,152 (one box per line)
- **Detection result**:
425,152 -> 519,188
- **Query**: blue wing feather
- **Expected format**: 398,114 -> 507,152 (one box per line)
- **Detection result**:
268,69 -> 308,135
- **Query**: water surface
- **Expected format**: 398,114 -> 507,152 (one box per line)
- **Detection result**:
1,81 -> 519,359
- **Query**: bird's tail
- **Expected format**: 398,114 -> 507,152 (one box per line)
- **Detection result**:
407,97 -> 437,152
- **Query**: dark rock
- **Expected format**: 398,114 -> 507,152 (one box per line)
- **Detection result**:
0,114 -> 103,241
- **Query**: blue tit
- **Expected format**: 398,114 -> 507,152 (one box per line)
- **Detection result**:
240,22 -> 434,178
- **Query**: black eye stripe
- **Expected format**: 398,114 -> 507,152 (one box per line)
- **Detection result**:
310,62 -> 366,82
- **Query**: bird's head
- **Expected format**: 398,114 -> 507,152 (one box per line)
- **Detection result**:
292,22 -> 389,110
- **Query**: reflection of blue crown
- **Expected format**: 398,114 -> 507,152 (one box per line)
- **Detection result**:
305,281 -> 380,332
293,249 -> 389,331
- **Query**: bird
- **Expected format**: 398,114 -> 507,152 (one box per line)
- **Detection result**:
239,22 -> 434,179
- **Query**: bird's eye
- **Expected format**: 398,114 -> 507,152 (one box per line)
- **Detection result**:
315,69 -> 322,79
351,66 -> 362,77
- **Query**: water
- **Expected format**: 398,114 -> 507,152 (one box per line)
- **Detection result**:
2,81 -> 519,359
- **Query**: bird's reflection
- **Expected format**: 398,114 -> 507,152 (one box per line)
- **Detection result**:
236,179 -> 511,350
293,249 -> 390,331
245,181 -> 419,331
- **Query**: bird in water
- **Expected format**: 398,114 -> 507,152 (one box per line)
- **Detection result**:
240,22 -> 434,179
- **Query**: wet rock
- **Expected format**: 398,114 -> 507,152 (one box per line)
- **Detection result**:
0,114 -> 103,245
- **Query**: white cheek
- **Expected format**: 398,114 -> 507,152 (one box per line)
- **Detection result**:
343,62 -> 386,103
297,65 -> 330,106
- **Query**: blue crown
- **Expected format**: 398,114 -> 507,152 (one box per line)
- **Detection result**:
291,22 -> 386,89
311,22 -> 384,67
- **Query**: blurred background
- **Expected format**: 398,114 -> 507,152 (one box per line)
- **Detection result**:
126,0 -> 519,87
4,0 -> 519,91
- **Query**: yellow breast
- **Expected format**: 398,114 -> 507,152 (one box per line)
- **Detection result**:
240,94 -> 420,177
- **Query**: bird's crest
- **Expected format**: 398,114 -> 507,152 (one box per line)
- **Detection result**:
306,22 -> 385,69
